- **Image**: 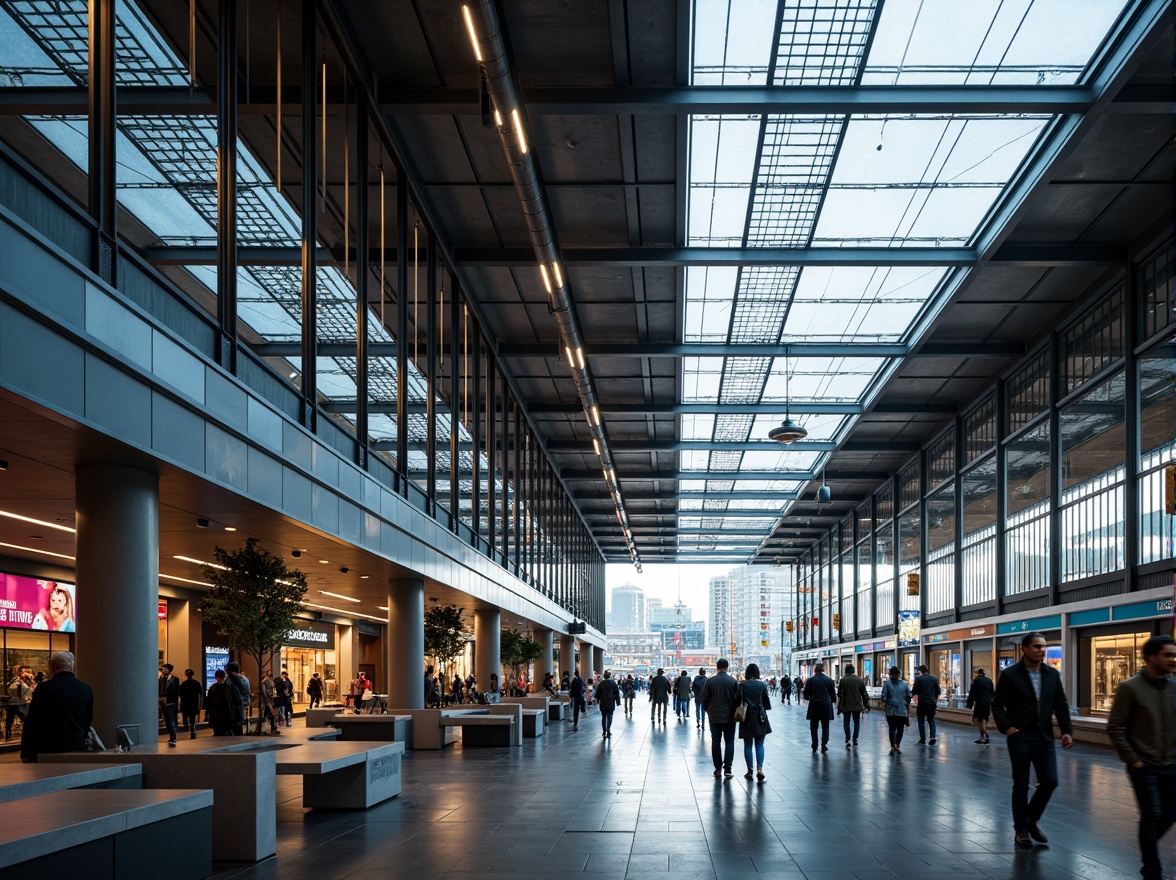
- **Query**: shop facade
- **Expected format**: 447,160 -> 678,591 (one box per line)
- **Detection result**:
0,570 -> 76,682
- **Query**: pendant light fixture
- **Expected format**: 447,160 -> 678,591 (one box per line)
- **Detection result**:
768,344 -> 808,444
816,465 -> 832,505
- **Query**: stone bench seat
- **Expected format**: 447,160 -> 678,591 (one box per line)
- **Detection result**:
449,713 -> 515,747
326,714 -> 413,746
0,763 -> 143,804
0,788 -> 212,880
274,741 -> 404,809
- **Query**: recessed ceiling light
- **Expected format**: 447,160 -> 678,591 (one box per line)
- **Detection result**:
319,590 -> 360,603
160,572 -> 210,587
319,559 -> 330,564
359,575 -> 369,579
378,605 -> 389,611
303,601 -> 387,623
0,540 -> 73,561
224,526 -> 237,532
173,555 -> 228,571
0,510 -> 74,533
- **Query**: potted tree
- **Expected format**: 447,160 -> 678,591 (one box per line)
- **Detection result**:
500,630 -> 543,697
423,604 -> 468,707
200,538 -> 308,734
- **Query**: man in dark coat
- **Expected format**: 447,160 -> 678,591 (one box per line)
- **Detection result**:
691,668 -> 708,728
911,665 -> 941,745
991,632 -> 1073,848
20,651 -> 92,763
158,663 -> 180,746
569,669 -> 587,731
648,668 -> 671,724
803,663 -> 838,752
700,658 -> 739,778
178,668 -> 204,739
595,670 -> 621,738
205,669 -> 232,736
966,668 -> 995,744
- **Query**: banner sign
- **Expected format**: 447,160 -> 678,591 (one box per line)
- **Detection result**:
0,574 -> 76,632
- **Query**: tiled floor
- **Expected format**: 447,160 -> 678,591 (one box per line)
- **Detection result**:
209,705 -> 1151,880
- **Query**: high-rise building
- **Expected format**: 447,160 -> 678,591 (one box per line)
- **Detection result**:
608,582 -> 646,633
709,566 -> 794,672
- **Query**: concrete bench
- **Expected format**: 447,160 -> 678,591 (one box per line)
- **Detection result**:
520,709 -> 545,737
327,714 -> 413,746
452,714 -> 515,746
274,741 -> 404,809
384,708 -> 489,750
305,706 -> 348,728
43,744 -> 280,862
0,788 -> 212,880
0,763 -> 143,804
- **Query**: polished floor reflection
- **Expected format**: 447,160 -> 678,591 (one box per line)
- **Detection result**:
212,706 -> 1148,880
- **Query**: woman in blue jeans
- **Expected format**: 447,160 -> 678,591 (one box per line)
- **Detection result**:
737,663 -> 772,782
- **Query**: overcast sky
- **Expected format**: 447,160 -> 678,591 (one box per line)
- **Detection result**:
606,562 -> 743,624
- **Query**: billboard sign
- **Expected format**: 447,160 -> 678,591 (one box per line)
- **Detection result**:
0,573 -> 76,632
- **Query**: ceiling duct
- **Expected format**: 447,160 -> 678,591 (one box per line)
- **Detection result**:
464,1 -> 640,570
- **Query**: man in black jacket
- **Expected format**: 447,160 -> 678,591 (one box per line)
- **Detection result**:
158,663 -> 180,746
911,665 -> 941,745
991,632 -> 1073,848
803,663 -> 838,752
20,651 -> 93,763
700,658 -> 738,778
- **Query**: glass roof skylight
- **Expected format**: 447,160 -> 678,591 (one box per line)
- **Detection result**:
683,0 -> 1133,559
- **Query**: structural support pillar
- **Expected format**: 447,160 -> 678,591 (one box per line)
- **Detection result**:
299,0 -> 318,431
534,628 -> 554,686
474,608 -> 501,699
387,579 -> 424,709
75,465 -> 158,745
88,0 -> 117,286
593,645 -> 604,678
581,641 -> 594,684
216,0 -> 239,374
559,633 -> 575,682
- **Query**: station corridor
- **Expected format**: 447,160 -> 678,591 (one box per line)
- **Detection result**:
209,710 -> 1146,880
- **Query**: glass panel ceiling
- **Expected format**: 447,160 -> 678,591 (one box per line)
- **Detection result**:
0,1 -> 520,512
684,0 -> 1132,560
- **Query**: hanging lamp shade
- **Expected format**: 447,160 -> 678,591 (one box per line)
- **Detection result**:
817,484 -> 833,504
768,417 -> 808,443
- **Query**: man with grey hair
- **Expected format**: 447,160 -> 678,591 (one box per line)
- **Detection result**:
20,651 -> 93,763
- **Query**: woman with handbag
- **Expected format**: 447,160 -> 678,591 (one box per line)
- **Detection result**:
881,666 -> 912,754
737,663 -> 772,782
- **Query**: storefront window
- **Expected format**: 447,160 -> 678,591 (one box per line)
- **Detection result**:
929,648 -> 961,702
4,629 -> 55,681
1090,631 -> 1147,714
961,456 -> 997,606
280,647 -> 338,703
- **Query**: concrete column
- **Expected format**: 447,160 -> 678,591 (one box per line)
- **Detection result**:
593,645 -> 605,678
581,641 -> 594,684
75,464 -> 159,745
387,579 -> 424,709
534,628 -> 554,686
474,608 -> 501,698
339,624 -> 359,699
559,634 -> 575,683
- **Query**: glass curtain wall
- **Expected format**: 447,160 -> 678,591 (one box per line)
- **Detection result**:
792,237 -> 1176,641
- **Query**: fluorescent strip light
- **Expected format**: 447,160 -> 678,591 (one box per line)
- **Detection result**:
592,438 -> 601,457
461,5 -> 483,61
565,345 -> 575,368
0,540 -> 74,561
0,510 -> 75,533
304,601 -> 388,623
539,264 -> 551,293
511,108 -> 527,154
493,108 -> 503,128
552,262 -> 563,288
319,590 -> 360,603
589,405 -> 599,426
574,347 -> 585,369
173,555 -> 228,571
160,572 -> 209,587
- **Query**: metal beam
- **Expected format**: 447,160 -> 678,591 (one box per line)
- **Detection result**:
88,0 -> 117,286
500,341 -> 1022,359
379,84 -> 1097,115
216,0 -> 239,373
529,401 -> 866,415
558,469 -> 888,482
457,243 -> 1123,268
2,80 -> 1161,117
548,438 -> 920,453
299,0 -> 317,432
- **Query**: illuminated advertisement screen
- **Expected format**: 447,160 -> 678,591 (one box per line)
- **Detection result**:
0,573 -> 76,632
204,646 -> 230,690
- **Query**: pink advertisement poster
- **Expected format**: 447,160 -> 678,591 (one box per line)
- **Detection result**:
0,574 -> 76,632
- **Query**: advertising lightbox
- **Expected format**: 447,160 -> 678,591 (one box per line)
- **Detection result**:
0,573 -> 76,632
